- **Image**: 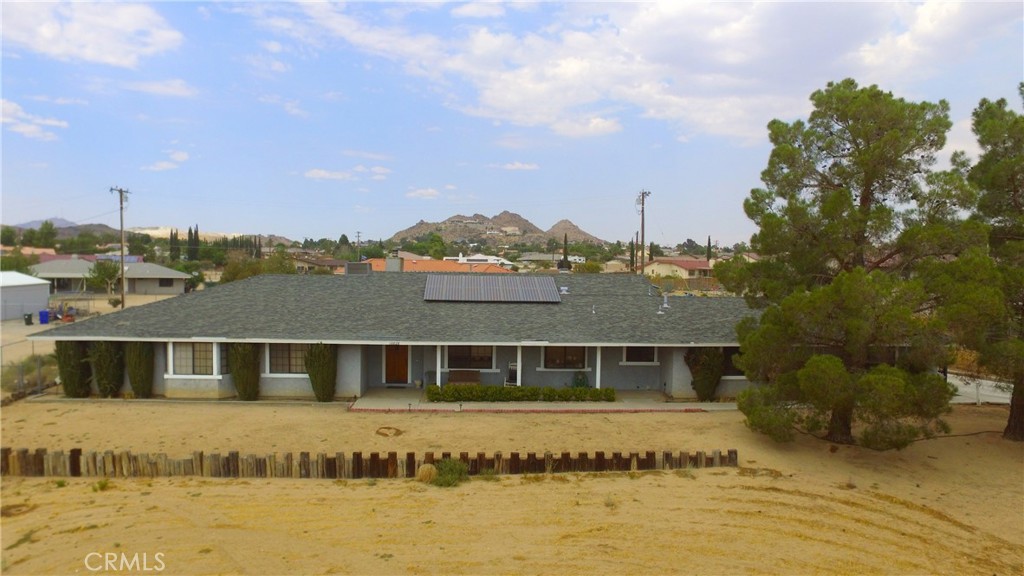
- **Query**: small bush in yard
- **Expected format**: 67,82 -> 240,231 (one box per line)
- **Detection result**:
55,341 -> 92,398
90,341 -> 124,398
431,459 -> 469,487
416,463 -> 438,484
304,343 -> 337,402
124,341 -> 154,398
229,343 -> 261,401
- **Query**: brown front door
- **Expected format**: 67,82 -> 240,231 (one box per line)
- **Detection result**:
385,345 -> 408,384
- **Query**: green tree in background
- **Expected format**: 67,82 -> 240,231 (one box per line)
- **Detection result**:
966,84 -> 1024,440
88,260 -> 121,295
36,220 -> 58,248
1,225 -> 17,246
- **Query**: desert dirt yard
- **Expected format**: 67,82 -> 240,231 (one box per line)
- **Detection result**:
1,399 -> 1022,575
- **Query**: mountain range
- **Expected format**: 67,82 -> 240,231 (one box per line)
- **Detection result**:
10,211 -> 606,247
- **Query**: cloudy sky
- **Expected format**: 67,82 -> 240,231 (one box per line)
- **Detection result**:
2,2 -> 1021,247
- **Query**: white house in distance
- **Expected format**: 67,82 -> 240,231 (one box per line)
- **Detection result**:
443,253 -> 515,269
0,271 -> 50,321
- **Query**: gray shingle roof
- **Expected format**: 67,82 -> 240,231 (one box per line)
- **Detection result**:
29,273 -> 757,346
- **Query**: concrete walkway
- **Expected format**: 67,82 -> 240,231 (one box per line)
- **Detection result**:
349,388 -> 738,413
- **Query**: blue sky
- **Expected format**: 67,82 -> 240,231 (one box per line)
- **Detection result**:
3,2 -> 1021,247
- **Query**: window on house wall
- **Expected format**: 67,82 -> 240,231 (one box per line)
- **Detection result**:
269,343 -> 310,374
544,346 -> 586,369
219,343 -> 231,375
158,278 -> 173,287
447,345 -> 494,369
722,347 -> 744,376
172,342 -> 214,375
624,346 -> 657,363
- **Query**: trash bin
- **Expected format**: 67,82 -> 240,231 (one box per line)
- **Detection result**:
23,313 -> 33,325
39,310 -> 49,324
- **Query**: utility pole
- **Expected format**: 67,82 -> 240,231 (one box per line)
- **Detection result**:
636,190 -> 651,275
110,186 -> 130,310
356,231 -> 362,261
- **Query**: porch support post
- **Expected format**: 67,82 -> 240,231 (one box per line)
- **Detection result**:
595,346 -> 601,389
436,345 -> 443,389
516,345 -> 522,386
212,343 -> 221,376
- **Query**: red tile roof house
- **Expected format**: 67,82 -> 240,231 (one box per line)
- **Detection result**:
28,273 -> 757,401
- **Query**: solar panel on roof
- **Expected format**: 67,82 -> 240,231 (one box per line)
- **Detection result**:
423,274 -> 562,303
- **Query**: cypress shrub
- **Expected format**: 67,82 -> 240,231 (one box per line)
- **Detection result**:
687,347 -> 725,401
124,341 -> 155,398
229,342 -> 261,401
90,341 -> 124,398
304,343 -> 337,402
55,341 -> 92,398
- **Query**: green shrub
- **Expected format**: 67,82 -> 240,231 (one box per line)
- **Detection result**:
425,384 -> 614,402
229,343 -> 261,401
687,347 -> 725,401
304,343 -> 337,402
431,459 -> 469,487
55,341 -> 91,398
571,371 -> 589,388
124,342 -> 154,398
90,341 -> 124,398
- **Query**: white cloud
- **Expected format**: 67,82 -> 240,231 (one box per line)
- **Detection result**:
123,79 -> 198,98
1,99 -> 68,141
260,95 -> 307,117
246,2 -> 1021,143
3,3 -> 182,68
305,169 -> 354,181
140,148 -> 190,171
141,161 -> 178,172
853,1 -> 1021,85
406,187 -> 439,199
551,117 -> 621,138
30,95 -> 88,106
493,161 -> 540,171
451,3 -> 505,19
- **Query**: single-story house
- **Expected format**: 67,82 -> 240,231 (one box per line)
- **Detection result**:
30,258 -> 93,293
29,273 -> 756,400
364,257 -> 512,274
29,259 -> 190,295
443,253 -> 515,268
123,263 -> 191,295
0,271 -> 50,321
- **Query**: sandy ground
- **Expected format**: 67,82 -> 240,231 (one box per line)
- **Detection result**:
1,400 -> 1022,575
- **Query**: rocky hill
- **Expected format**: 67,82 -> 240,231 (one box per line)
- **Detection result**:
389,211 -> 605,246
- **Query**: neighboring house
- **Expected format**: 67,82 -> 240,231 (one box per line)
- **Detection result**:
29,273 -> 757,400
123,263 -> 191,295
443,253 -> 514,268
30,258 -> 93,292
519,252 -> 586,266
30,259 -> 190,295
644,258 -> 714,279
292,256 -> 347,275
364,257 -> 512,274
644,258 -> 720,292
0,271 -> 50,321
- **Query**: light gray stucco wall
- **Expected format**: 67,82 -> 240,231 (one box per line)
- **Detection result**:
337,344 -> 365,398
662,348 -> 696,399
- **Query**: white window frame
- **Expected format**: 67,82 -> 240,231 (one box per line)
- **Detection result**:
167,342 -> 219,378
